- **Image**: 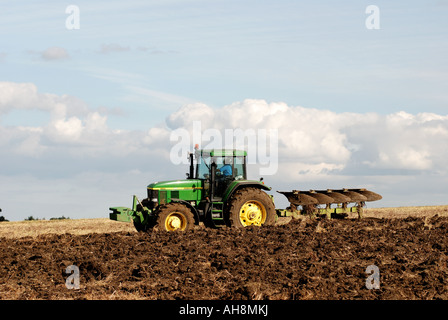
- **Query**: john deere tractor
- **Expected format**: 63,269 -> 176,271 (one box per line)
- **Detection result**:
110,149 -> 277,231
109,148 -> 382,232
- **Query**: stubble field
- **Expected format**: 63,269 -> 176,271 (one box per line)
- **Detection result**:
1,205 -> 448,300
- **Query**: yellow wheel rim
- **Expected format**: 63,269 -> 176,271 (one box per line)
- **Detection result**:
165,212 -> 187,231
239,200 -> 266,226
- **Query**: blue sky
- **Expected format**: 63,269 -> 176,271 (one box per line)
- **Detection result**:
1,1 -> 448,220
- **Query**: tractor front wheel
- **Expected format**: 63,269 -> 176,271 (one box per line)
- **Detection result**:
154,203 -> 195,232
226,187 -> 276,228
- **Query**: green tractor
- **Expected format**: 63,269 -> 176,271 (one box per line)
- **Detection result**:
109,148 -> 382,232
110,149 -> 277,232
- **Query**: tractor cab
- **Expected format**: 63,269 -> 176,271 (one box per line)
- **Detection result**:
191,149 -> 247,199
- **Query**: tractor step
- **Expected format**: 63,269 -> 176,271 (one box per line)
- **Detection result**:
211,201 -> 224,219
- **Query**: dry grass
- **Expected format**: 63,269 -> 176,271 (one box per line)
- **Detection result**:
1,205 -> 447,239
362,205 -> 448,219
0,218 -> 136,239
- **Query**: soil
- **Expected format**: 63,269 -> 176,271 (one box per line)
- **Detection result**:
1,215 -> 448,300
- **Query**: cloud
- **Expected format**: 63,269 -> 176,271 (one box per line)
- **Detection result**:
2,83 -> 447,177
41,47 -> 70,61
0,81 -> 88,117
99,43 -> 131,54
345,111 -> 448,172
166,102 -> 215,129
0,82 -> 112,149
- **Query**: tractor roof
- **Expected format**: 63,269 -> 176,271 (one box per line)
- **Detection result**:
198,149 -> 247,157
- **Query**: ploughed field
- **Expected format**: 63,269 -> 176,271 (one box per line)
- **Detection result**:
1,206 -> 448,300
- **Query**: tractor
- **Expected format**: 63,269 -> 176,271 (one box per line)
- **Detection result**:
109,148 -> 382,232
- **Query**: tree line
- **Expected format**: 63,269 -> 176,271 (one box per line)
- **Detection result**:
0,213 -> 70,222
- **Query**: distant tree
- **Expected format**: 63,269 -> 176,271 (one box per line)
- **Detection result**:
50,216 -> 70,220
0,216 -> 8,222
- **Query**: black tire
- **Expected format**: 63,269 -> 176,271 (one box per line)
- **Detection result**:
154,203 -> 195,232
225,187 -> 276,228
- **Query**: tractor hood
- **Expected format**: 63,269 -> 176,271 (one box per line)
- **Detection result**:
147,179 -> 202,190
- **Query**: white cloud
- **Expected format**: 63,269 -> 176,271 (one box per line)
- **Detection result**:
47,117 -> 83,142
0,81 -> 39,114
346,111 -> 448,172
0,82 -> 88,117
166,102 -> 215,129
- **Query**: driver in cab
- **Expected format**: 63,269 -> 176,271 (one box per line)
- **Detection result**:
219,158 -> 233,177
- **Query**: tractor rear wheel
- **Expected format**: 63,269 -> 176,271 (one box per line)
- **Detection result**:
154,203 -> 195,232
226,187 -> 276,228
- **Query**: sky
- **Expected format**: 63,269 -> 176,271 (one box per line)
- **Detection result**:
0,0 -> 447,221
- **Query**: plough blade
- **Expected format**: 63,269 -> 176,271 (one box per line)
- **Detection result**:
319,190 -> 351,203
352,189 -> 382,202
277,191 -> 318,206
278,188 -> 382,206
339,190 -> 367,202
276,188 -> 382,219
